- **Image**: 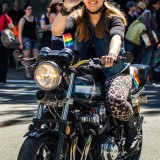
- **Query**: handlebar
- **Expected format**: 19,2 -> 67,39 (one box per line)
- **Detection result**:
69,56 -> 127,69
13,49 -> 133,69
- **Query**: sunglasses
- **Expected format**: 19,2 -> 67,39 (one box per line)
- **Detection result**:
57,3 -> 63,6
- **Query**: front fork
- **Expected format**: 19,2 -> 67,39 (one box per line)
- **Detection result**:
54,73 -> 76,160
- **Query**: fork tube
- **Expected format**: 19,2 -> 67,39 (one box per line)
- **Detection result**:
36,104 -> 43,119
54,73 -> 76,160
61,72 -> 75,120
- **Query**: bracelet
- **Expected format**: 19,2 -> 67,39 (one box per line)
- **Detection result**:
60,5 -> 72,16
108,53 -> 117,59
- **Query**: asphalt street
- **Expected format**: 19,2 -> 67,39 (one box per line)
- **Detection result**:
0,68 -> 160,160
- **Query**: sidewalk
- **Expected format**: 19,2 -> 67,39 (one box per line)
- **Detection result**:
7,67 -> 25,80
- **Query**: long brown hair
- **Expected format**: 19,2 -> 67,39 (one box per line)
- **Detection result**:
74,1 -> 126,42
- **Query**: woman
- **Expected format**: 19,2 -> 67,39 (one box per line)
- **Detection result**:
0,3 -> 14,85
125,1 -> 137,30
140,0 -> 160,81
49,0 -> 64,50
125,2 -> 147,64
2,1 -> 9,13
18,4 -> 39,79
40,2 -> 52,48
52,0 -> 138,152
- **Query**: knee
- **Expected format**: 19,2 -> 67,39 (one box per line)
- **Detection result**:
106,94 -> 124,107
106,95 -> 133,121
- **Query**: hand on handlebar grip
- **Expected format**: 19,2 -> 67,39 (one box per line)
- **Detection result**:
101,55 -> 116,68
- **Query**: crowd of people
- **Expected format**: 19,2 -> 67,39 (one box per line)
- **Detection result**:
0,0 -> 160,83
125,0 -> 160,82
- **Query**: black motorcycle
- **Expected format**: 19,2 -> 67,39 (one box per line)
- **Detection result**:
14,48 -> 148,160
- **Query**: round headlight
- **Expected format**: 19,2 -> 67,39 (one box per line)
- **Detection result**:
34,61 -> 61,90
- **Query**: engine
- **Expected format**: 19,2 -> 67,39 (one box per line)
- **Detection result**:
78,102 -> 107,130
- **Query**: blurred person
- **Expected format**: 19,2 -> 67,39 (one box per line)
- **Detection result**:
49,0 -> 64,50
8,0 -> 25,28
125,2 -> 147,64
125,1 -> 137,31
140,0 -> 160,81
156,8 -> 160,32
8,0 -> 25,67
136,1 -> 148,15
140,0 -> 149,5
18,4 -> 39,79
40,2 -> 52,48
0,3 -> 14,85
2,1 -> 9,13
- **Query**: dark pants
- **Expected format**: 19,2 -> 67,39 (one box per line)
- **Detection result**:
0,45 -> 8,83
124,39 -> 142,64
7,48 -> 15,67
51,40 -> 64,50
41,31 -> 52,49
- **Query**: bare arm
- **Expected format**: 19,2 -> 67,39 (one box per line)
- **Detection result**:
35,17 -> 40,42
52,0 -> 82,36
49,13 -> 57,24
101,35 -> 122,68
40,14 -> 51,31
18,18 -> 25,49
109,35 -> 122,57
52,13 -> 68,36
7,23 -> 14,30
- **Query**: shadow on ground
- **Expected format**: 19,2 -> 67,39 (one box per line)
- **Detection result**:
0,108 -> 36,128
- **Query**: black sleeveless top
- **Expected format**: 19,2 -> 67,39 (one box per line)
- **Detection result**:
22,16 -> 37,40
44,13 -> 50,25
41,13 -> 52,48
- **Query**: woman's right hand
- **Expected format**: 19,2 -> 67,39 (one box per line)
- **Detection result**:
19,44 -> 23,50
63,0 -> 83,9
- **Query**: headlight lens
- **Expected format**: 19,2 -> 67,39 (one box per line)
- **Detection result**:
34,61 -> 61,90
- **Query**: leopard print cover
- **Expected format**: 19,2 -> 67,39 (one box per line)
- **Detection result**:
105,73 -> 133,121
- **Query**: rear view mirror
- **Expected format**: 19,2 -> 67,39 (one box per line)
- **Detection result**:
13,50 -> 22,61
122,52 -> 134,63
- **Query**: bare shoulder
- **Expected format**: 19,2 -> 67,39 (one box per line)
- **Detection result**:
19,17 -> 25,23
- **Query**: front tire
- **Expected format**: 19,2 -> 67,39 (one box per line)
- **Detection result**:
18,136 -> 57,160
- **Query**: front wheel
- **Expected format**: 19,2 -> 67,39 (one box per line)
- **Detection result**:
17,136 -> 58,160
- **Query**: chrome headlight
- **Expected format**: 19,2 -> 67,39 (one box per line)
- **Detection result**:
34,61 -> 61,90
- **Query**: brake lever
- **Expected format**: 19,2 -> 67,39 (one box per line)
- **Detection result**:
91,56 -> 127,69
21,57 -> 37,67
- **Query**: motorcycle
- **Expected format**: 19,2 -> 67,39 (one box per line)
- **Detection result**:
13,48 -> 148,160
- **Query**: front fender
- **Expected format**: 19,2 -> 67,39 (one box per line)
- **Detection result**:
24,129 -> 59,139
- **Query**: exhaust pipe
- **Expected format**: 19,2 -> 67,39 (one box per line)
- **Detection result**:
35,90 -> 47,102
35,89 -> 67,103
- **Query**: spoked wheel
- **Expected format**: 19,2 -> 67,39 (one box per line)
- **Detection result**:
17,136 -> 59,160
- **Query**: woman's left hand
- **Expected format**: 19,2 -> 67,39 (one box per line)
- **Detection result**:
101,54 -> 117,68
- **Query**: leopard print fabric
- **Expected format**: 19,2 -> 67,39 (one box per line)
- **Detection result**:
105,73 -> 133,121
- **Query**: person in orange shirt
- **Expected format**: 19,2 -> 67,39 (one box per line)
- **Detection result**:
8,0 -> 25,67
